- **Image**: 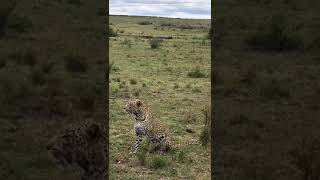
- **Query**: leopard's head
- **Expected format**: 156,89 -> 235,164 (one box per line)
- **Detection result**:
46,122 -> 105,168
124,99 -> 147,121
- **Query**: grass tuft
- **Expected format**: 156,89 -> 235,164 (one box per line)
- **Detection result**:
149,38 -> 163,49
187,67 -> 206,78
151,156 -> 167,169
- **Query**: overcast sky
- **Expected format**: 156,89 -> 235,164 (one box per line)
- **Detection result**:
110,0 -> 211,19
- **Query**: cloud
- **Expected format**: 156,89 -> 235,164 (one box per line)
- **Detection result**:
110,0 -> 211,19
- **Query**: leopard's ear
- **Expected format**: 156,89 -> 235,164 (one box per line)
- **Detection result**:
136,100 -> 142,107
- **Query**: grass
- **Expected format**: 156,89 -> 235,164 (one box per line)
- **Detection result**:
109,15 -> 211,179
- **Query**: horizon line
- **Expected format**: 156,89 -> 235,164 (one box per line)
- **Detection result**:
109,14 -> 211,20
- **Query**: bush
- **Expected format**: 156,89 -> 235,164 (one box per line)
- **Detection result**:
64,53 -> 88,72
149,38 -> 163,49
0,0 -> 18,37
187,67 -> 206,78
245,13 -> 303,51
199,105 -> 211,146
108,26 -> 117,37
138,21 -> 152,25
109,62 -> 119,73
151,156 -> 166,169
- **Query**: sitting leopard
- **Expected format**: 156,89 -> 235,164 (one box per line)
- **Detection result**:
46,120 -> 107,180
124,99 -> 172,154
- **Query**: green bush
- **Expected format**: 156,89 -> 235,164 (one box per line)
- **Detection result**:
109,26 -> 117,37
149,38 -> 163,49
109,62 -> 120,73
151,156 -> 166,169
138,21 -> 152,25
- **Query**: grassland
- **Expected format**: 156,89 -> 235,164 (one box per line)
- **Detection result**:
214,0 -> 320,179
0,0 -> 106,179
109,15 -> 211,179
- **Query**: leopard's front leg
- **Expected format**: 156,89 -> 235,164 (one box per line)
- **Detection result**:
132,134 -> 142,154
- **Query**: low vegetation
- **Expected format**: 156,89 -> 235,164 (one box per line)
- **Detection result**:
109,15 -> 211,179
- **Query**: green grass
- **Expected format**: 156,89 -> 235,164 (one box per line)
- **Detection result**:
109,15 -> 211,179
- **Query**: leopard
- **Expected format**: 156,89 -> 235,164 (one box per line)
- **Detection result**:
46,120 -> 107,180
124,99 -> 172,154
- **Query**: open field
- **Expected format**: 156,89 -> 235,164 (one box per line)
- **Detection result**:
109,15 -> 211,179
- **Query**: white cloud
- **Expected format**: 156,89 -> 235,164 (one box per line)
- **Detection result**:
110,0 -> 211,19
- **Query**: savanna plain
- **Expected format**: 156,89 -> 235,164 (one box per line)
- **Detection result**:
109,15 -> 211,179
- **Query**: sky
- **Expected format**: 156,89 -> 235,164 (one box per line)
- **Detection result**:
109,0 -> 211,19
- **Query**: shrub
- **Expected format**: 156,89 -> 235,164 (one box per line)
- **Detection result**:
187,67 -> 206,78
0,0 -> 18,37
138,21 -> 152,25
151,156 -> 166,169
199,105 -> 211,146
149,38 -> 163,49
109,62 -> 119,73
245,13 -> 303,51
64,53 -> 88,72
108,26 -> 117,37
